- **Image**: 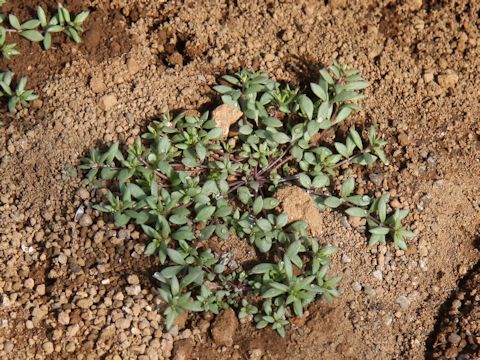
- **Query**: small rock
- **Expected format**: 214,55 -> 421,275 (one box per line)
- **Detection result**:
406,0 -> 422,10
58,312 -> 70,325
419,259 -> 428,271
32,305 -> 48,321
79,214 -> 93,227
31,99 -> 43,109
351,281 -> 362,292
36,284 -> 46,296
115,317 -> 131,329
265,53 -> 275,62
57,254 -> 68,265
390,199 -> 402,208
134,243 -> 145,254
24,278 -> 35,289
458,265 -> 468,276
437,72 -> 459,89
423,72 -> 434,83
42,341 -> 54,354
452,299 -> 462,309
396,295 -> 411,310
212,104 -> 243,137
249,348 -> 263,360
397,133 -> 410,146
211,308 -> 239,347
127,275 -> 140,285
126,285 -> 141,296
448,333 -> 461,345
372,270 -> 383,281
168,52 -> 184,66
90,76 -> 106,93
65,342 -> 76,353
418,245 -> 428,257
364,285 -> 376,297
282,29 -> 293,41
172,339 -> 194,360
98,94 -> 117,111
100,325 -> 116,340
4,341 -> 13,353
369,173 -> 384,187
341,254 -> 352,263
76,298 -> 92,309
348,215 -> 365,228
127,57 -> 141,75
67,324 -> 80,337
77,188 -> 90,200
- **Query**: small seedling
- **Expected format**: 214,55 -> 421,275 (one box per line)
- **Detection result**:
0,2 -> 89,112
0,71 -> 37,112
81,63 -> 414,336
0,4 -> 89,53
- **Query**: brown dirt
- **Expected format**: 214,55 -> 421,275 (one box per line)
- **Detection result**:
0,0 -> 132,90
1,0 -> 480,359
430,263 -> 480,359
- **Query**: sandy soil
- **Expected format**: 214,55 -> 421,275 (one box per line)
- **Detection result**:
0,0 -> 479,359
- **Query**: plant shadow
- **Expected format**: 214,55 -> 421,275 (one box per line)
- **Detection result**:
425,237 -> 480,359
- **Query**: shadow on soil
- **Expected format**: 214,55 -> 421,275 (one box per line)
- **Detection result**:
425,253 -> 480,359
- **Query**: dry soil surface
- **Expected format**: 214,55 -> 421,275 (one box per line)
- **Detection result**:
0,0 -> 479,359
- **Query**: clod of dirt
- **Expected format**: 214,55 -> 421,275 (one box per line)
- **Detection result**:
173,311 -> 189,330
212,104 -> 243,137
275,186 -> 323,236
397,132 -> 411,146
79,213 -> 93,227
90,76 -> 107,94
173,338 -> 194,360
98,94 -> 118,111
437,72 -> 459,89
211,307 -> 239,347
127,57 -> 141,75
168,52 -> 184,66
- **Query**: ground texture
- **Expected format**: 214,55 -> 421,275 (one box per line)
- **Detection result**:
0,0 -> 479,359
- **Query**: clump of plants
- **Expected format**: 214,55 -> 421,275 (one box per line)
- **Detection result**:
0,2 -> 89,112
81,63 -> 414,336
0,71 -> 38,112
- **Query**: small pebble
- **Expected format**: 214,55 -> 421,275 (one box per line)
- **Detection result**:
4,341 -> 13,353
98,94 -> 117,111
351,281 -> 362,292
448,333 -> 461,345
396,295 -> 411,310
372,270 -> 383,281
79,214 -> 93,227
341,254 -> 352,263
58,312 -> 70,325
127,275 -> 140,285
42,341 -> 54,354
24,278 -> 35,289
77,188 -> 90,200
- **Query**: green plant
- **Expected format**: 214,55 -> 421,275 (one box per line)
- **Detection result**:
80,63 -> 414,336
0,4 -> 89,53
0,3 -> 88,112
0,72 -> 37,112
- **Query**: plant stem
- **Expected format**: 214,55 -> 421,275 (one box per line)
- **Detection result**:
333,146 -> 371,169
258,141 -> 297,176
138,157 -> 169,180
308,190 -> 393,230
